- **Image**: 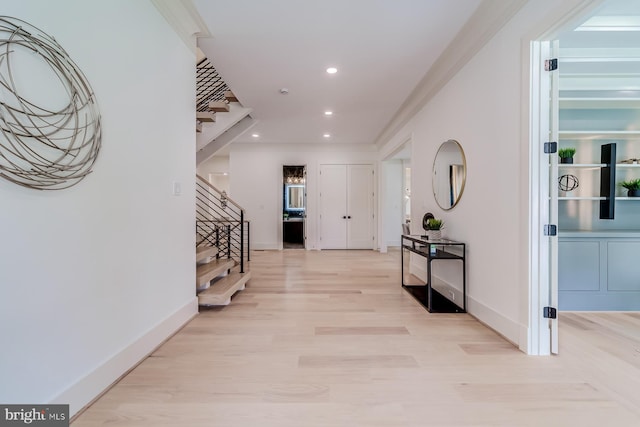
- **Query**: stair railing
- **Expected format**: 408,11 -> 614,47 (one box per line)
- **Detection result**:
196,175 -> 249,273
197,58 -> 230,113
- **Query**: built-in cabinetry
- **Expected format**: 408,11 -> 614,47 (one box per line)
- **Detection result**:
559,232 -> 640,310
558,58 -> 640,207
319,164 -> 374,249
283,218 -> 304,245
557,42 -> 640,310
558,99 -> 640,202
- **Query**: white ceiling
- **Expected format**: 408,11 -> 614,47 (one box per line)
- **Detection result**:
193,0 -> 482,145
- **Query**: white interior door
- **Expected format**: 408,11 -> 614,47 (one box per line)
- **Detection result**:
347,165 -> 374,249
547,40 -> 560,354
319,164 -> 348,249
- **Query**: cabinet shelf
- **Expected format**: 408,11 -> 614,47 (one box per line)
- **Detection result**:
559,196 -> 605,201
558,163 -> 640,168
558,196 -> 640,201
559,163 -> 604,168
560,130 -> 640,139
559,98 -> 640,109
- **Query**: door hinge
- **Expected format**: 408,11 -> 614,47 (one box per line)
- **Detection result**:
543,306 -> 557,319
544,58 -> 558,71
544,142 -> 557,154
544,224 -> 557,236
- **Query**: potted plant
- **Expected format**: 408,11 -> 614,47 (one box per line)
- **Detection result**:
424,218 -> 444,240
619,178 -> 640,197
558,148 -> 576,164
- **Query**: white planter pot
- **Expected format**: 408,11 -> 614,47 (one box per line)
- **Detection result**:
425,230 -> 441,240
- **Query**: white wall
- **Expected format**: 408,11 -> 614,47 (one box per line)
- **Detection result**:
382,160 -> 404,247
0,0 -> 196,415
197,156 -> 230,192
229,143 -> 377,249
377,0 -> 594,350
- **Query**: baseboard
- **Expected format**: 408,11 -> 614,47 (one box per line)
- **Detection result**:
519,324 -> 531,354
411,261 -> 520,347
466,295 -> 520,346
252,242 -> 278,250
52,297 -> 198,418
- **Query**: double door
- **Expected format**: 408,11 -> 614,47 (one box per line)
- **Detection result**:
319,164 -> 374,249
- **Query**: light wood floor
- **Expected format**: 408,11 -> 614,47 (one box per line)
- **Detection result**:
73,249 -> 640,426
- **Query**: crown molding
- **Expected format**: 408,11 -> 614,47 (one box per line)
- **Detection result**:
374,0 -> 528,147
151,0 -> 210,54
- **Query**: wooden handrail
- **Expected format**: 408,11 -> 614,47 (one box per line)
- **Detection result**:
196,174 -> 243,211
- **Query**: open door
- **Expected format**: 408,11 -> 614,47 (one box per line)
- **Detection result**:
547,40 -> 560,355
283,165 -> 306,249
530,39 -> 559,355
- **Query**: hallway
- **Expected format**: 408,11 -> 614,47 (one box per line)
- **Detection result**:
74,250 -> 640,426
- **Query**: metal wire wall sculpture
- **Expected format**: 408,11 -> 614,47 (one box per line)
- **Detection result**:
558,174 -> 579,192
0,16 -> 101,190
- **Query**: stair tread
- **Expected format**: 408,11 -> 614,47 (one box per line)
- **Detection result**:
196,111 -> 216,122
196,245 -> 218,263
208,100 -> 230,112
196,258 -> 235,287
224,90 -> 238,102
198,271 -> 251,305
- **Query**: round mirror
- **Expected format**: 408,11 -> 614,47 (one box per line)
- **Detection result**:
432,139 -> 466,210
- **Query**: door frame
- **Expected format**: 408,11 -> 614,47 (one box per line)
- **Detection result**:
282,164 -> 307,250
529,40 -> 554,356
527,0 -> 603,355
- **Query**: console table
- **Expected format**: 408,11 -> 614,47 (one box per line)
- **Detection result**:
401,234 -> 466,313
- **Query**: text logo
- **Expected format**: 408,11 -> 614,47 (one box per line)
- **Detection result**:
0,405 -> 68,426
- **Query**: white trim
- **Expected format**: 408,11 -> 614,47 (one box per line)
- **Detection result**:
52,298 -> 198,417
410,263 -> 520,345
528,40 -> 551,356
151,0 -> 211,54
524,0 -> 604,355
377,158 -> 387,253
466,296 -> 520,346
374,0 -> 529,148
378,134 -> 413,254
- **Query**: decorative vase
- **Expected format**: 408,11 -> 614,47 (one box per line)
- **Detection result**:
628,189 -> 640,197
560,157 -> 573,164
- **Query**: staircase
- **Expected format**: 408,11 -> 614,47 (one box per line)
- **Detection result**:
196,175 -> 251,306
195,54 -> 255,165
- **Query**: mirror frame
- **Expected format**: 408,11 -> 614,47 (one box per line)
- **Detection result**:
432,139 -> 467,210
285,184 -> 305,211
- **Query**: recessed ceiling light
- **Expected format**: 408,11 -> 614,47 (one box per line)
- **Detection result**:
323,133 -> 331,138
326,67 -> 338,74
324,111 -> 333,116
251,133 -> 259,138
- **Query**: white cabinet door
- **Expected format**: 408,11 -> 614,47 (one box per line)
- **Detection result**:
319,164 -> 373,249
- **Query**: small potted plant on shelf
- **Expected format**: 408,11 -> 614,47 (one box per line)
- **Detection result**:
558,148 -> 576,164
619,178 -> 640,197
424,218 -> 444,240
